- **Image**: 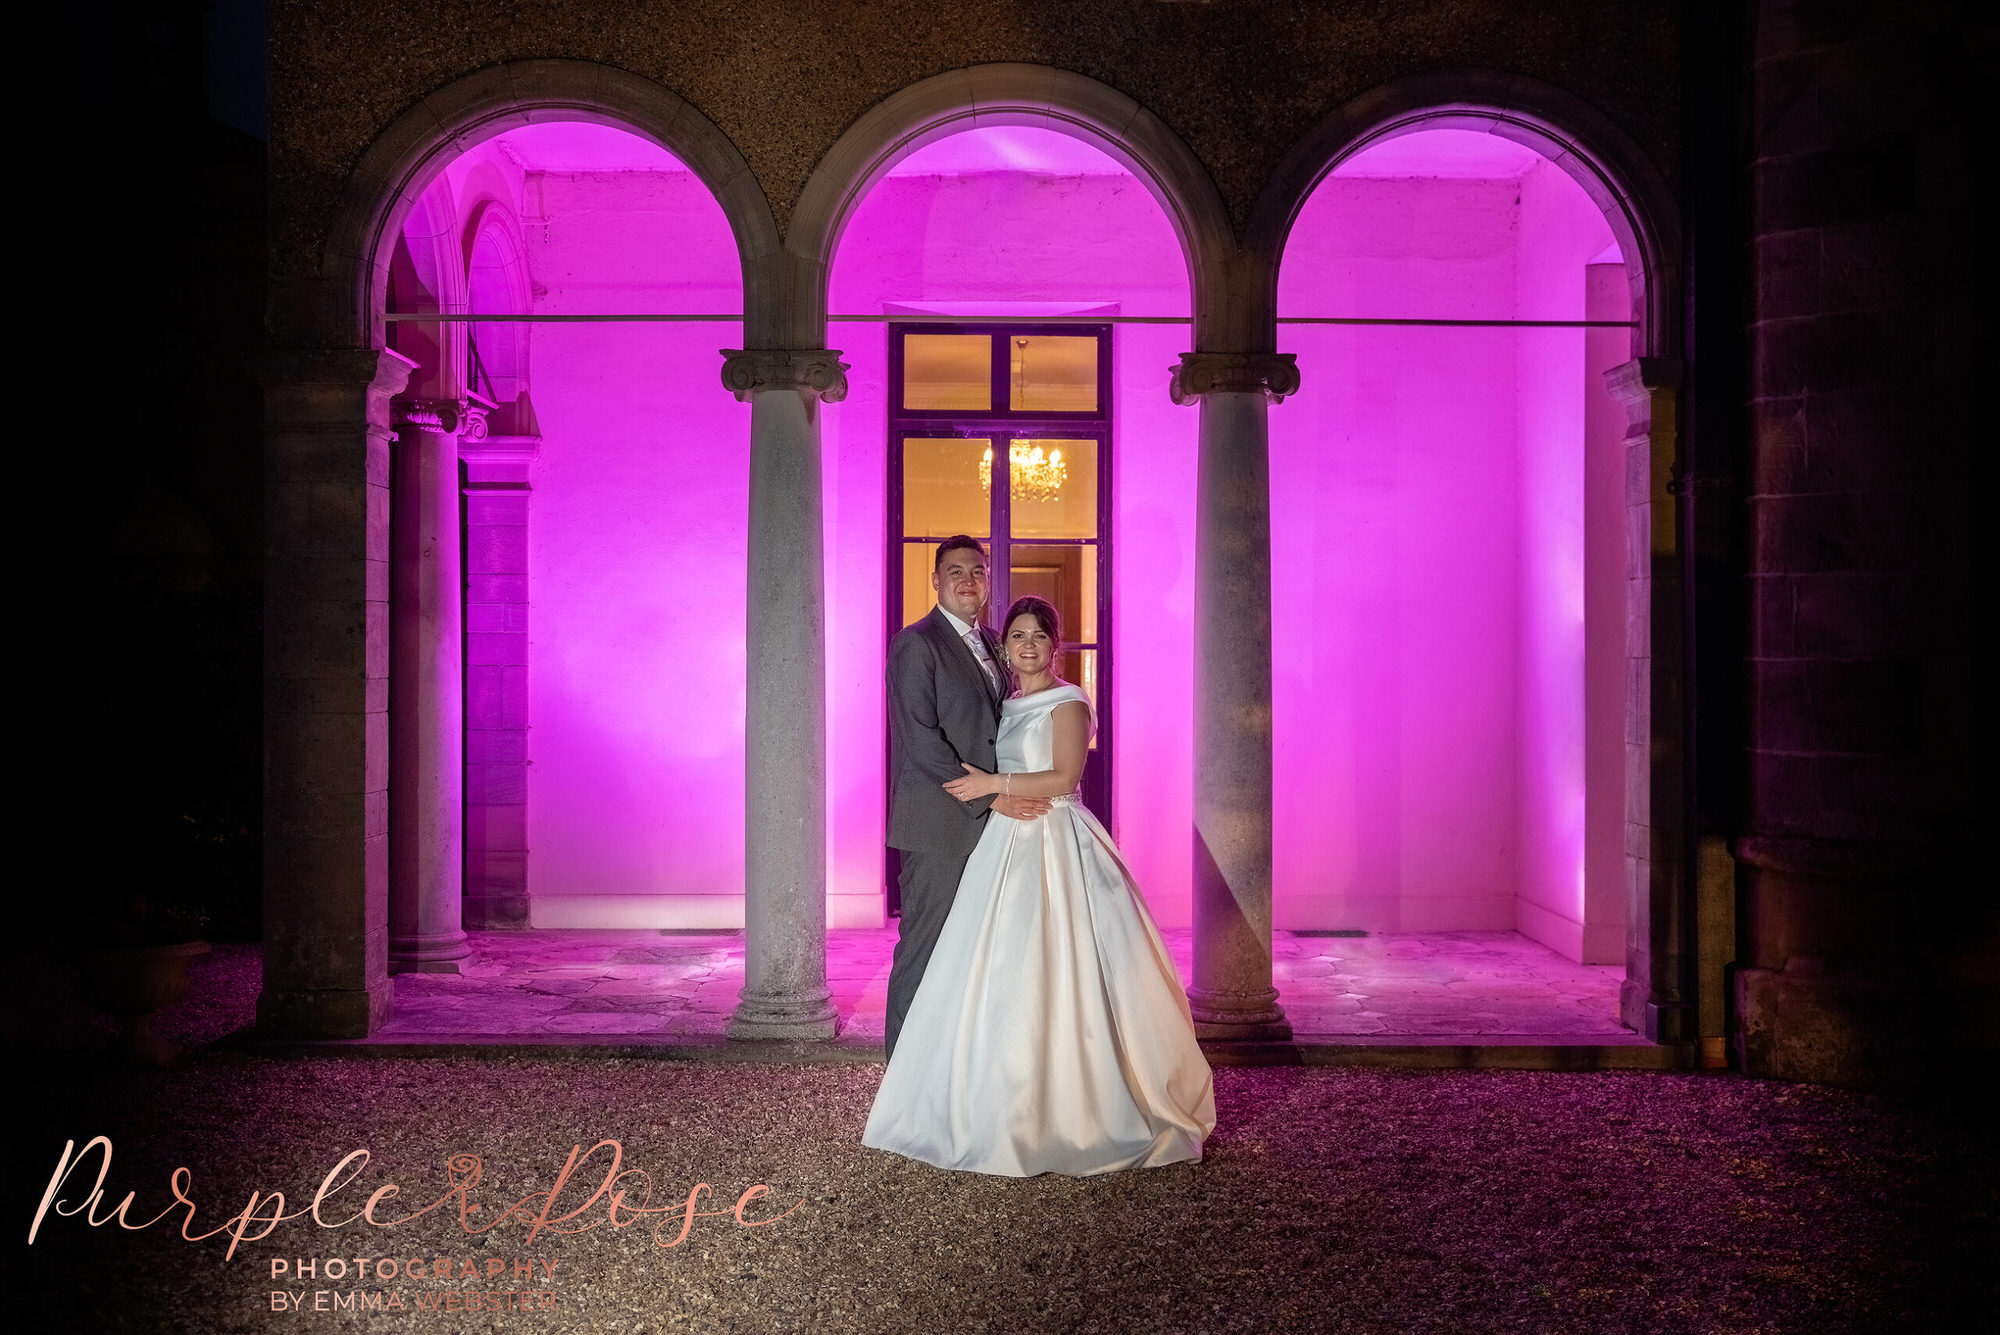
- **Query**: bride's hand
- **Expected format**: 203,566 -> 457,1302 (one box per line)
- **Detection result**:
943,763 -> 997,800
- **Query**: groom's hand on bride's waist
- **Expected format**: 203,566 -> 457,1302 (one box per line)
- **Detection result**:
991,794 -> 1053,821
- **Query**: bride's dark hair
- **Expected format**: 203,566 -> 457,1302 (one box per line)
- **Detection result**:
1002,595 -> 1061,652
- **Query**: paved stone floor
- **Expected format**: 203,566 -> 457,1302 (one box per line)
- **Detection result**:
380,928 -> 1636,1045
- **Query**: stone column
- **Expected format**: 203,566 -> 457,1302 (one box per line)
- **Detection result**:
720,349 -> 846,1041
257,347 -> 414,1038
1171,352 -> 1298,1041
386,398 -> 476,972
460,424 -> 539,929
1605,357 -> 1689,1043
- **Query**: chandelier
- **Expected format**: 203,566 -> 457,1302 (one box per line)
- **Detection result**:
981,442 -> 1068,504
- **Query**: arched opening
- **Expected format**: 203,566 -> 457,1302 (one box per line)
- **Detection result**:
822,122 -> 1200,929
381,119 -> 749,944
1270,125 -> 1640,978
257,61 -> 804,1036
1247,77 -> 1687,1038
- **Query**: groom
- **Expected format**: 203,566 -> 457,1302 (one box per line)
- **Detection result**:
884,534 -> 1051,1060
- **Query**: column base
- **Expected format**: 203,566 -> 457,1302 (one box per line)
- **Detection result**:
1620,976 -> 1696,1043
256,982 -> 393,1039
388,930 -> 472,975
1189,987 -> 1293,1041
726,986 -> 839,1041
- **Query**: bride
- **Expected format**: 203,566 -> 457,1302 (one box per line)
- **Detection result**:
862,595 -> 1216,1176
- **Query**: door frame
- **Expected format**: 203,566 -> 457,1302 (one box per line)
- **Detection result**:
884,320 -> 1115,913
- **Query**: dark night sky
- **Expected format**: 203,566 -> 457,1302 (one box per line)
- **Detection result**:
63,0 -> 267,139
204,0 -> 268,139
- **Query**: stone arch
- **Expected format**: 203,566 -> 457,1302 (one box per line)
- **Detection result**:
384,182 -> 467,399
778,63 -> 1235,349
1246,68 -> 1682,361
318,58 -> 778,352
1249,69 -> 1692,1041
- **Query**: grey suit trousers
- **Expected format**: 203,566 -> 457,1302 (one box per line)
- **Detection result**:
885,846 -> 965,1062
883,608 -> 1003,1061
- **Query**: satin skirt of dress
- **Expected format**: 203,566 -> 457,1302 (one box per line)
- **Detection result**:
862,799 -> 1216,1177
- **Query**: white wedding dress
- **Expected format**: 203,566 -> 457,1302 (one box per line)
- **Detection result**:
864,683 -> 1216,1176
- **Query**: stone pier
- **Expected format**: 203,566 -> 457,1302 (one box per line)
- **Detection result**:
1173,352 -> 1299,1042
721,348 -> 847,1041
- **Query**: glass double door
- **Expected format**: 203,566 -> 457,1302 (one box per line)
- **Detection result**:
888,324 -> 1113,909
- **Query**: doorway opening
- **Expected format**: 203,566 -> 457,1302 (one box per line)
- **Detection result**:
885,320 -> 1114,910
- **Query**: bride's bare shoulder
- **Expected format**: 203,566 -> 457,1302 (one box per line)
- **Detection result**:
1050,685 -> 1093,714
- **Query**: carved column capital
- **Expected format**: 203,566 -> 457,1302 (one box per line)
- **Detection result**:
719,348 -> 850,403
395,396 -> 476,436
1169,352 -> 1301,406
458,392 -> 494,443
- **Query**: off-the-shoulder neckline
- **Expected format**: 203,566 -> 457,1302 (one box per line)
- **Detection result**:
1003,683 -> 1091,711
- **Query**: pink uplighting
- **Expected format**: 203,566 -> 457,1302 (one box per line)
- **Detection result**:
412,123 -> 750,928
1272,130 -> 1628,959
883,125 -> 1138,177
826,126 -> 1193,928
388,122 -> 1630,959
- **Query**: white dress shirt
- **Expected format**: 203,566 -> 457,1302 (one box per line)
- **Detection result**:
939,605 -> 1001,696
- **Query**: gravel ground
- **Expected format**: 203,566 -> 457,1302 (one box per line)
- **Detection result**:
16,947 -> 1995,1334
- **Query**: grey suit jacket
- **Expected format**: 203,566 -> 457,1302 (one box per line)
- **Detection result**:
886,607 -> 1008,858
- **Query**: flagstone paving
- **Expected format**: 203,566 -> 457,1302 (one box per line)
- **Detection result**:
377,928 -> 1634,1043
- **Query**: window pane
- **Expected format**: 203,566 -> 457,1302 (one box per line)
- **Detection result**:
903,543 -> 947,627
903,437 -> 991,539
1080,550 -> 1098,644
1009,437 -> 1097,539
1009,335 -> 1097,412
904,334 -> 992,411
1008,543 -> 1096,645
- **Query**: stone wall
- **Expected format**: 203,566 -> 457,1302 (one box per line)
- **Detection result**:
1738,0 -> 1980,1082
265,0 -> 1682,345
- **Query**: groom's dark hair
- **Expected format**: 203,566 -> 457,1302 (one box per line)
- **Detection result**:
934,535 -> 988,571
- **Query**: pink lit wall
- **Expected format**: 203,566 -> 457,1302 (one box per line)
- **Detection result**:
403,125 -> 1198,932
1581,262 -> 1631,962
524,163 -> 746,928
1514,161 -> 1630,963
394,123 -> 1630,948
1272,133 -> 1626,956
433,127 -> 752,928
825,130 -> 1197,927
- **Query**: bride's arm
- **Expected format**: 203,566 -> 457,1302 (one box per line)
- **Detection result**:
942,702 -> 1089,800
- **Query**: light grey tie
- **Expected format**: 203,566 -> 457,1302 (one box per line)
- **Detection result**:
964,628 -> 1000,696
